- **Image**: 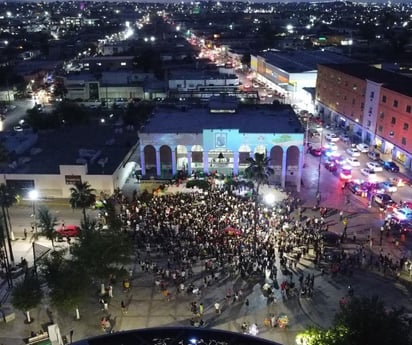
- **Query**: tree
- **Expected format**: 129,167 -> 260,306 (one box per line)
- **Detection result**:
41,250 -> 88,312
297,296 -> 412,345
71,226 -> 132,281
69,181 -> 96,224
37,206 -> 58,248
11,274 -> 43,323
245,153 -> 274,257
0,183 -> 17,264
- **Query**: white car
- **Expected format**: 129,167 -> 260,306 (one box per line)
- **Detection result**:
346,157 -> 361,166
346,148 -> 361,157
325,133 -> 340,142
366,161 -> 383,172
356,143 -> 370,153
361,168 -> 377,180
324,142 -> 338,151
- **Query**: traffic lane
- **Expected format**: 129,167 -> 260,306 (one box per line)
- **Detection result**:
9,201 -> 85,236
1,99 -> 35,131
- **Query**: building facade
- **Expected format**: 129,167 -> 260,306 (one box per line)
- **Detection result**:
138,98 -> 305,191
316,63 -> 412,169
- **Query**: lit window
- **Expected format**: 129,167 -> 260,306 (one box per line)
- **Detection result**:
389,131 -> 394,137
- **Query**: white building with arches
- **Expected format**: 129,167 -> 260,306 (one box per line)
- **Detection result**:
138,97 -> 305,191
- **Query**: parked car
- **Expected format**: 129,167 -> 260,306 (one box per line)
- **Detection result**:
382,161 -> 400,173
356,143 -> 369,153
346,157 -> 361,166
361,168 -> 377,180
366,161 -> 383,172
325,133 -> 339,142
56,224 -> 80,237
346,148 -> 361,157
374,193 -> 396,208
367,151 -> 381,161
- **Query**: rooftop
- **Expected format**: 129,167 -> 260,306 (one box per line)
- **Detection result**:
141,104 -> 302,134
262,50 -> 356,73
0,124 -> 138,175
320,63 -> 412,98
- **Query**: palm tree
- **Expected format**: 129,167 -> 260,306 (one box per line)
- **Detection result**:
37,206 -> 58,248
69,181 -> 96,224
245,153 -> 274,258
0,184 -> 17,265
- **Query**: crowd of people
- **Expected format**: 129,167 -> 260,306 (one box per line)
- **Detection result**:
111,180 -> 361,329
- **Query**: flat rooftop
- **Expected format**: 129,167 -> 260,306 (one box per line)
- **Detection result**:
262,50 -> 356,73
141,104 -> 303,134
320,63 -> 412,98
0,124 -> 138,175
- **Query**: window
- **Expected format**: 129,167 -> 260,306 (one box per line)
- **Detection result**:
380,112 -> 384,119
404,123 -> 409,130
378,125 -> 383,132
353,84 -> 357,91
382,95 -> 387,103
407,105 -> 411,113
370,91 -> 374,98
393,100 -> 398,107
367,120 -> 371,127
389,131 -> 394,137
402,137 -> 407,145
391,117 -> 396,124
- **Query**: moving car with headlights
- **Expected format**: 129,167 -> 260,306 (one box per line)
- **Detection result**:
346,148 -> 361,157
375,181 -> 397,193
391,208 -> 412,222
340,166 -> 352,180
324,160 -> 338,172
309,147 -> 322,156
366,161 -> 383,172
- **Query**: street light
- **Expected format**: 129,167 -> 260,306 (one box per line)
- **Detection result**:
264,193 -> 276,205
28,189 -> 39,238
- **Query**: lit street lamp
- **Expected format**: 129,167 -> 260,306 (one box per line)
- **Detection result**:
28,189 -> 39,238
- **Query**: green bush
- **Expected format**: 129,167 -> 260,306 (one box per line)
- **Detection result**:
186,179 -> 210,191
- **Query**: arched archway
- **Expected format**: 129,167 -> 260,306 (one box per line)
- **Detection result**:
143,145 -> 156,175
238,144 -> 251,172
191,145 -> 203,172
269,146 -> 283,184
160,145 -> 172,177
286,145 -> 300,187
176,145 -> 188,171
